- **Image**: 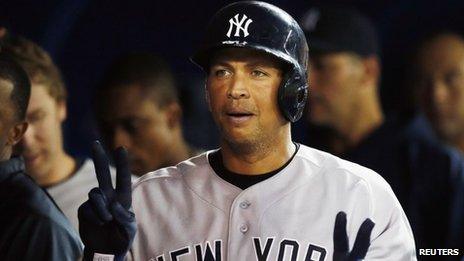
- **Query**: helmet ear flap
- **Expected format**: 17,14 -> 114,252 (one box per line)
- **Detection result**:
278,68 -> 308,122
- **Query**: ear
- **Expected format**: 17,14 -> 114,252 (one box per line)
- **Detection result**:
165,102 -> 182,129
361,56 -> 380,88
7,121 -> 28,146
56,100 -> 67,122
0,27 -> 7,38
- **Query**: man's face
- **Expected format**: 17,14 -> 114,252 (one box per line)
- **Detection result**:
416,35 -> 464,142
308,53 -> 364,128
206,48 -> 285,149
98,85 -> 176,175
18,84 -> 66,180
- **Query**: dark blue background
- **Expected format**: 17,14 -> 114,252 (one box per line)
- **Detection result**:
1,0 -> 464,157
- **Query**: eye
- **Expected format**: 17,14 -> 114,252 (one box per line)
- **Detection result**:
27,111 -> 46,124
251,70 -> 267,77
121,119 -> 143,135
445,71 -> 464,88
213,69 -> 231,78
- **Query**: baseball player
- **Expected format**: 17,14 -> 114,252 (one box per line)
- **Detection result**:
78,1 -> 416,260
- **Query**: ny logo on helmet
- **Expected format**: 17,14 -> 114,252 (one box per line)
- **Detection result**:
226,14 -> 253,38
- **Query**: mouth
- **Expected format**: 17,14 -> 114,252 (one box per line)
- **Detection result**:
225,111 -> 255,124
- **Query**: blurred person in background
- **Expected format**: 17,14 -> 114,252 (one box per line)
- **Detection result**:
0,52 -> 82,260
301,7 -> 464,253
2,32 -> 115,231
413,32 -> 464,153
95,53 -> 201,176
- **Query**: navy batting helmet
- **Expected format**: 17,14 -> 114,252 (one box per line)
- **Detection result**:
191,1 -> 309,123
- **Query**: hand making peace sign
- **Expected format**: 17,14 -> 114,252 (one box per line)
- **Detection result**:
78,141 -> 136,261
333,211 -> 375,261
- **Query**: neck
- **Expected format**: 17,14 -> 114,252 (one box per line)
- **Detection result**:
166,138 -> 193,166
221,126 -> 295,175
0,147 -> 11,162
39,150 -> 76,187
334,92 -> 384,153
167,128 -> 193,165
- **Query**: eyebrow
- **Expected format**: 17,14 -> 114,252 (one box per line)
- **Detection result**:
245,61 -> 280,70
210,60 -> 281,70
210,61 -> 232,68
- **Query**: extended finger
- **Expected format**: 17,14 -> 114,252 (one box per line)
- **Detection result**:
349,218 -> 375,260
114,147 -> 132,210
333,211 -> 349,254
92,140 -> 115,199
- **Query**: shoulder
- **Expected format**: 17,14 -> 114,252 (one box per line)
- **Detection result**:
403,115 -> 463,166
297,145 -> 415,257
24,212 -> 81,241
4,172 -> 59,213
405,128 -> 464,183
297,144 -> 391,186
296,144 -> 397,203
10,212 -> 82,259
0,173 -> 81,244
130,151 -> 222,209
132,151 -> 213,190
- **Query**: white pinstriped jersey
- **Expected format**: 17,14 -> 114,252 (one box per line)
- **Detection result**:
129,144 -> 416,260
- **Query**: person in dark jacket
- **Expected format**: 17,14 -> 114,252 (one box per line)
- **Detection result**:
300,7 -> 464,256
0,52 -> 82,260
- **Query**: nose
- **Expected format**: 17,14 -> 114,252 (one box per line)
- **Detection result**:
227,74 -> 250,99
112,127 -> 132,150
20,124 -> 36,149
430,80 -> 449,106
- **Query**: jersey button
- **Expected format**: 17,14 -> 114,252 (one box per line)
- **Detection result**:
239,201 -> 251,209
239,224 -> 249,233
